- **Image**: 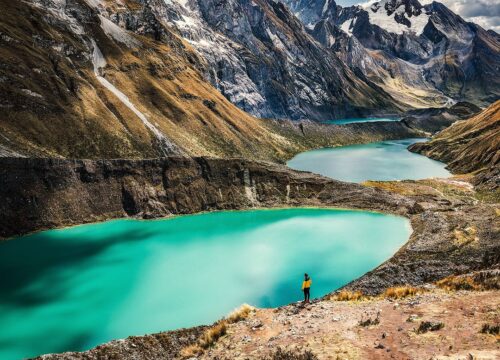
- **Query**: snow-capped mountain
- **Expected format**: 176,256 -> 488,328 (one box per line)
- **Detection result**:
155,0 -> 402,120
360,0 -> 430,36
282,0 -> 500,107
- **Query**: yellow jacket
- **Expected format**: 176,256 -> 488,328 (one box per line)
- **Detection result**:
302,278 -> 312,290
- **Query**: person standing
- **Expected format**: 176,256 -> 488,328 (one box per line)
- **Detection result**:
302,273 -> 312,303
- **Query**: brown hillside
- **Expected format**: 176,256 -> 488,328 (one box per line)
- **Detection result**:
410,100 -> 500,174
0,0 -> 295,160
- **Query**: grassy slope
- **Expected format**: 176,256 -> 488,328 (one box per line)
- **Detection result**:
409,100 -> 500,174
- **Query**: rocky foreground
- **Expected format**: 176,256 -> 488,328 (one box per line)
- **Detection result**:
194,287 -> 499,360
35,273 -> 500,360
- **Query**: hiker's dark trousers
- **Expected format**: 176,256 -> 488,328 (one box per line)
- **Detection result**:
303,287 -> 310,302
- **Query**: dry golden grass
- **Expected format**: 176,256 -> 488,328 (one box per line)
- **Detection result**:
361,180 -> 422,196
436,271 -> 500,292
226,303 -> 254,324
437,276 -> 478,291
180,304 -> 254,358
330,290 -> 366,302
198,321 -> 227,349
179,322 -> 227,358
180,344 -> 203,358
384,286 -> 422,299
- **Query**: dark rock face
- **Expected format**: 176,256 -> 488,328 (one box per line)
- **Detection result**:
401,101 -> 482,133
0,157 -> 412,240
155,0 -> 402,120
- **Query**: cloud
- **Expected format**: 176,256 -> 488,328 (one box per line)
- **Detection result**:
421,0 -> 500,32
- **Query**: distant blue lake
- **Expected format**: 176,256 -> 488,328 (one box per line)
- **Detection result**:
0,209 -> 410,359
323,117 -> 400,125
288,138 -> 451,183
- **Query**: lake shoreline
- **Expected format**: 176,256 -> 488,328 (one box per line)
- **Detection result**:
1,157 -> 496,295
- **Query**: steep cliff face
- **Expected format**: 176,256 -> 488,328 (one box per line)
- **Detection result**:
284,0 -> 500,108
0,156 -> 413,239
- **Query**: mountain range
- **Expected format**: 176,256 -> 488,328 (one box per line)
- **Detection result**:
0,0 -> 498,159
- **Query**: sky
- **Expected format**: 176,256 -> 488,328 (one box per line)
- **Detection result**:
336,0 -> 500,32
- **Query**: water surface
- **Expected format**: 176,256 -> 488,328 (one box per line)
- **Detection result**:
323,117 -> 399,125
288,138 -> 450,183
0,208 -> 410,359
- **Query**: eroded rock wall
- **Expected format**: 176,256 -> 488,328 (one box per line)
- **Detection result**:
0,157 -> 412,239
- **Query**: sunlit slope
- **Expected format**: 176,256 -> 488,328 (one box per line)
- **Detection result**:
0,0 -> 295,160
410,100 -> 500,174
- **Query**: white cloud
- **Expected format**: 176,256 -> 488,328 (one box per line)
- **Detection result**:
421,0 -> 500,32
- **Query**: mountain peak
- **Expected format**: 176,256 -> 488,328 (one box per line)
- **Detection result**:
361,0 -> 430,35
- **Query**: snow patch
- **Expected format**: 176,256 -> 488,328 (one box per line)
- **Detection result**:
322,0 -> 330,15
266,29 -> 287,52
340,17 -> 357,34
21,89 -> 44,99
361,0 -> 430,35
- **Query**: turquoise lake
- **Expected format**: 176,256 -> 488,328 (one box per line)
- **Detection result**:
323,117 -> 399,125
287,138 -> 451,183
0,208 -> 410,359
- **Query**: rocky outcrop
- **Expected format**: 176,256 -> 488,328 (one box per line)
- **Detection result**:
401,101 -> 482,133
37,326 -> 207,360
